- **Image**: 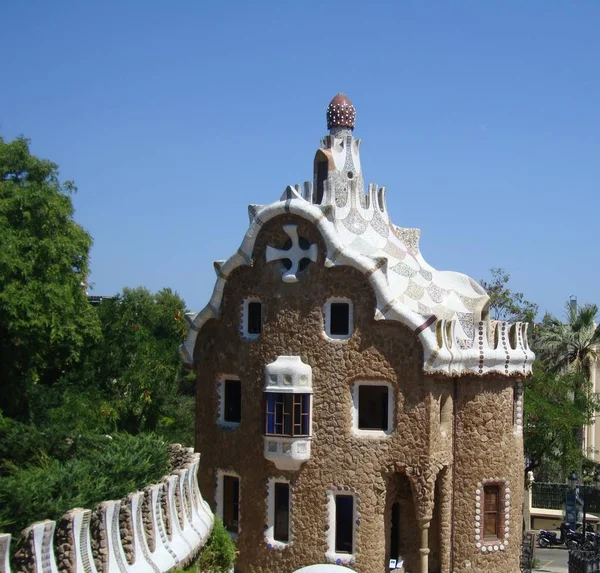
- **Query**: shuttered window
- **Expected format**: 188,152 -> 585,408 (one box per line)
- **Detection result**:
483,485 -> 500,539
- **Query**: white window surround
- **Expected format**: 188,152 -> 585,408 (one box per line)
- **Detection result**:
325,489 -> 359,567
241,296 -> 261,340
215,469 -> 241,539
263,356 -> 313,471
264,477 -> 292,550
216,374 -> 240,429
323,297 -> 354,340
351,380 -> 394,438
474,478 -> 511,553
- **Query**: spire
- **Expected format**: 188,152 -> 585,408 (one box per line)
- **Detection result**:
326,93 -> 356,131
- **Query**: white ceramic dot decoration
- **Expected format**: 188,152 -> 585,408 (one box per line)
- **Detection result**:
475,478 -> 510,553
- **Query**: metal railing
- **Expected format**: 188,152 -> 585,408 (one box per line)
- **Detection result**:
521,532 -> 534,573
532,482 -> 569,510
569,550 -> 600,573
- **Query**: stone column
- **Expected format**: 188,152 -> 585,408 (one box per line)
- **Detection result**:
418,517 -> 431,573
407,465 -> 438,573
438,466 -> 452,573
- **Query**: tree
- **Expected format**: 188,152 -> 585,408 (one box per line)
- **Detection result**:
0,136 -> 100,420
479,268 -> 538,323
524,364 -> 600,480
65,287 -> 194,438
534,301 -> 600,380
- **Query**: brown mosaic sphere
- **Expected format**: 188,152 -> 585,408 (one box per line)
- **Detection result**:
326,93 -> 356,130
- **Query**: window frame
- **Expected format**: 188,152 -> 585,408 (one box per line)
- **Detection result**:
265,477 -> 292,549
217,375 -> 241,429
351,381 -> 393,438
325,489 -> 359,566
483,485 -> 500,540
242,297 -> 262,340
265,392 -> 311,438
323,297 -> 354,340
475,479 -> 511,553
216,470 -> 241,537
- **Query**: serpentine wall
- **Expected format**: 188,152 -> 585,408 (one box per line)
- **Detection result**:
0,445 -> 214,573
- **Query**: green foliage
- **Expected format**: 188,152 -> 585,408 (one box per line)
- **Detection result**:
524,363 -> 600,480
0,136 -> 100,420
534,301 -> 600,380
479,268 -> 538,323
64,286 -> 194,437
197,517 -> 237,573
0,135 -> 195,542
0,431 -> 169,537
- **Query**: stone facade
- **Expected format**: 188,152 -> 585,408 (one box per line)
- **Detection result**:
187,94 -> 533,573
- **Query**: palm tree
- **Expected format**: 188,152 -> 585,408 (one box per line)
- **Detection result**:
535,301 -> 600,380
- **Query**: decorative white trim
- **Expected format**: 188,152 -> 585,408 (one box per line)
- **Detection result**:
215,470 -> 241,538
323,298 -> 354,340
325,489 -> 359,567
241,297 -> 262,340
351,381 -> 393,438
474,479 -> 510,552
514,382 -> 523,434
264,356 -> 313,393
265,224 -> 318,283
264,477 -> 292,550
263,356 -> 313,470
216,375 -> 241,429
180,196 -> 535,377
263,436 -> 311,471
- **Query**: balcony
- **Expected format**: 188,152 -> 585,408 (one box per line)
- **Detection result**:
263,435 -> 311,470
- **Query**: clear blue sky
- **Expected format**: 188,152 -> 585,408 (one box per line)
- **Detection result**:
1,1 -> 598,318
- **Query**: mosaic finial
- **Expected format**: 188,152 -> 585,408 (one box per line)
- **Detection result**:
326,93 -> 356,131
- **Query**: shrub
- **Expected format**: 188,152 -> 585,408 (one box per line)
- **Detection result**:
197,516 -> 237,573
0,432 -> 169,537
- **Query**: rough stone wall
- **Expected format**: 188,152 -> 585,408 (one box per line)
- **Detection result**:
452,377 -> 524,573
194,213 -> 524,573
194,215 -> 475,572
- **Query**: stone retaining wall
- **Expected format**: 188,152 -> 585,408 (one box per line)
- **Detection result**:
0,445 -> 214,573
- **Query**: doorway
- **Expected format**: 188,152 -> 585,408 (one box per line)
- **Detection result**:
385,472 -> 419,571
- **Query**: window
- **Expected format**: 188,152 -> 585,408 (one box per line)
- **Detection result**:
477,480 -> 510,552
224,379 -> 241,424
222,475 -> 240,534
335,495 -> 354,553
326,490 -> 359,564
265,478 -> 292,547
324,298 -> 353,339
315,154 -> 328,204
274,483 -> 290,542
217,376 -> 241,428
358,385 -> 389,430
330,303 -> 350,335
242,297 -> 262,339
483,485 -> 500,539
265,393 -> 310,437
352,381 -> 393,436
248,302 -> 262,334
